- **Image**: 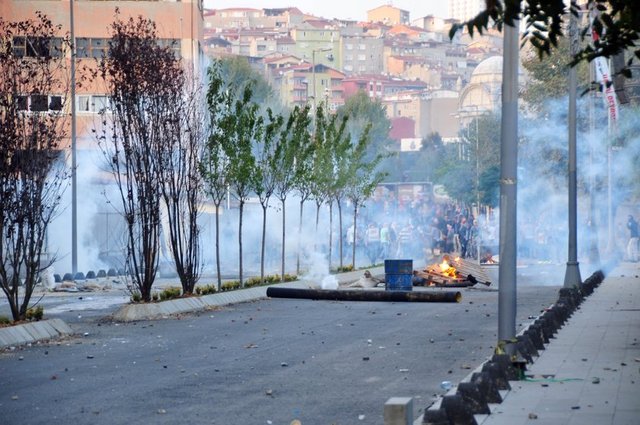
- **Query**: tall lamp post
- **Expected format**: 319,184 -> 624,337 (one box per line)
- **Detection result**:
564,6 -> 582,287
70,0 -> 77,275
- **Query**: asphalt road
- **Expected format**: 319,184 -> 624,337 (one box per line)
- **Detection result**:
0,278 -> 563,425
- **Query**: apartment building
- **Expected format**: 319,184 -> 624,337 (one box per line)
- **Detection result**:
2,0 -> 204,272
2,0 -> 204,149
367,5 -> 410,26
290,23 -> 341,70
384,90 -> 460,140
340,32 -> 384,75
203,7 -> 304,30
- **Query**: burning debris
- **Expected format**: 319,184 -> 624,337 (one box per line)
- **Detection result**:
414,255 -> 492,287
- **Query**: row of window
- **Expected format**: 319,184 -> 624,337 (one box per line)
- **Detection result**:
12,37 -> 64,58
15,95 -> 64,112
12,37 -> 180,59
13,94 -> 111,113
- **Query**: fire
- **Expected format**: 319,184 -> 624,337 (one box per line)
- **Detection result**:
436,255 -> 459,278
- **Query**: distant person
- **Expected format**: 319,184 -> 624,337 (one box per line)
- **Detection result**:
365,222 -> 381,264
626,215 -> 639,262
379,223 -> 391,260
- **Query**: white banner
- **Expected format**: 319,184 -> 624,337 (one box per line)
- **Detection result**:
591,18 -> 619,125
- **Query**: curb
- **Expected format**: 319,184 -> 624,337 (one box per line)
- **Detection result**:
0,318 -> 73,349
112,280 -> 317,322
417,269 -> 606,425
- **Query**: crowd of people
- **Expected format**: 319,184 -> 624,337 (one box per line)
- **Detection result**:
345,196 -> 483,265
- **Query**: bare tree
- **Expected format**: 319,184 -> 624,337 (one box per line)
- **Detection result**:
0,13 -> 71,320
95,13 -> 180,301
156,68 -> 204,295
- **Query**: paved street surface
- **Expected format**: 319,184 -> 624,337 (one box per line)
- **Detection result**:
0,265 -> 564,425
479,261 -> 640,425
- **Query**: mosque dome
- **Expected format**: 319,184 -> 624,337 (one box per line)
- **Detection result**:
471,55 -> 503,77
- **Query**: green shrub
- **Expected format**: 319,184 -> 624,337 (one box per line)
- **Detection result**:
221,280 -> 240,291
130,292 -> 142,303
334,265 -> 355,273
195,284 -> 217,295
159,286 -> 181,301
244,276 -> 263,288
26,305 -> 44,321
0,315 -> 11,325
152,292 -> 159,302
283,273 -> 297,282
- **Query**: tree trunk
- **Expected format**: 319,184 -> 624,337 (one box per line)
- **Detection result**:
337,199 -> 344,269
314,201 -> 321,252
328,201 -> 333,270
238,200 -> 244,287
296,199 -> 304,275
281,198 -> 286,282
351,204 -> 359,268
215,203 -> 222,290
260,203 -> 267,284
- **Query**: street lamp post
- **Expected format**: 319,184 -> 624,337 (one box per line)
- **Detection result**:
70,0 -> 77,275
564,7 -> 582,287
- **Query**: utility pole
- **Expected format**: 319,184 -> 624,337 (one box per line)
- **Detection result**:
564,4 -> 582,288
497,20 -> 519,355
70,0 -> 78,275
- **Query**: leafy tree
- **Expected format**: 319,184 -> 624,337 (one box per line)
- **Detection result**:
218,56 -> 274,106
521,36 -> 589,116
220,85 -> 262,287
320,108 -> 351,269
272,105 -> 312,280
451,1 -> 640,72
201,64 -> 232,290
0,13 -> 71,321
308,105 -> 335,250
253,109 -> 284,283
344,125 -> 388,268
292,114 -> 317,275
434,114 -> 501,206
337,91 -> 393,160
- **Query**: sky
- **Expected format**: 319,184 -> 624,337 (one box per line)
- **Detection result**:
203,1 -> 451,22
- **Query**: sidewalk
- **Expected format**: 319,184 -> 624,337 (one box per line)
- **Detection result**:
479,262 -> 640,425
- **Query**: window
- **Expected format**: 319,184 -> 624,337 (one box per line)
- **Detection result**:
77,95 -> 91,112
76,38 -> 109,58
13,36 -> 63,58
92,95 -> 112,113
15,95 -> 64,112
76,95 -> 114,113
157,39 -> 181,58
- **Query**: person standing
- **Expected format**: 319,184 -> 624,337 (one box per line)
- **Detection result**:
626,215 -> 639,262
365,222 -> 381,265
380,223 -> 391,260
